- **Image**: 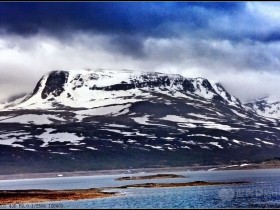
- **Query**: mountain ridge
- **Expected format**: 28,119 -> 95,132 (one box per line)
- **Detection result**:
2,69 -> 242,110
245,96 -> 280,119
0,69 -> 279,173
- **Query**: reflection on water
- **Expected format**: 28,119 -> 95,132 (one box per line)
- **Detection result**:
1,169 -> 280,208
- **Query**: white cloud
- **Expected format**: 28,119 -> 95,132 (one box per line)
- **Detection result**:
247,2 -> 280,22
1,32 -> 280,103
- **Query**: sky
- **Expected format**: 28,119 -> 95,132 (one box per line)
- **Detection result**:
1,2 -> 280,102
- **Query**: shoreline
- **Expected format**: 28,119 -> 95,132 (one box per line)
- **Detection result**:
0,181 -> 249,205
0,165 -> 217,181
0,188 -> 117,205
0,163 -> 279,181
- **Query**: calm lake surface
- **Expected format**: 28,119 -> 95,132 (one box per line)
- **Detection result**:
1,169 -> 280,208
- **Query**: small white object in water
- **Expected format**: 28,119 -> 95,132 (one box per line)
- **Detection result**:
240,164 -> 251,167
207,168 -> 217,171
57,174 -> 64,177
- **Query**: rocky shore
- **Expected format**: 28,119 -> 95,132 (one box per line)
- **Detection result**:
114,181 -> 250,189
0,188 -> 116,205
0,180 -> 249,205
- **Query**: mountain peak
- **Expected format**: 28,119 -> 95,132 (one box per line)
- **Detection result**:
2,69 -> 241,110
245,96 -> 280,119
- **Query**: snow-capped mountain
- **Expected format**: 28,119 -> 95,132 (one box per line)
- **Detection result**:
0,69 -> 279,173
4,69 -> 242,110
245,96 -> 280,119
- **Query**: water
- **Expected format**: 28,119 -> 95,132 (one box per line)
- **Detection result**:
1,169 -> 280,208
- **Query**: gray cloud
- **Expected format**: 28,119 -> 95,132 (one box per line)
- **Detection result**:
1,32 -> 280,102
1,2 -> 280,103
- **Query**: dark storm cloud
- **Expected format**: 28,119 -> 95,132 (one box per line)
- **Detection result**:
1,2 -> 280,47
0,2 -> 268,58
252,31 -> 280,43
0,2 -> 245,37
0,2 -> 165,36
1,2 -> 280,102
109,35 -> 146,58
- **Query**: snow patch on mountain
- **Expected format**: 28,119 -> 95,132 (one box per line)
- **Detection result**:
160,115 -> 241,131
211,82 -> 241,107
209,142 -> 223,149
0,131 -> 31,147
39,128 -> 84,147
0,114 -> 65,124
230,109 -> 248,118
245,96 -> 280,119
255,138 -> 275,145
75,104 -> 131,121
